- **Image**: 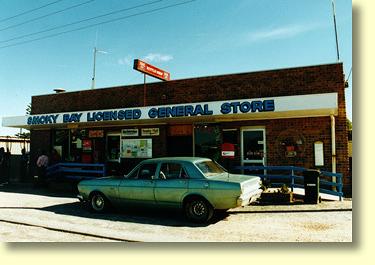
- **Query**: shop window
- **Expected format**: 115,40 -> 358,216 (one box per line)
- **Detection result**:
194,125 -> 221,161
222,129 -> 237,144
52,130 -> 69,161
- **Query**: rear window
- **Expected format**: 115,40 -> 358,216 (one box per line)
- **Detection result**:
196,160 -> 226,177
160,163 -> 189,179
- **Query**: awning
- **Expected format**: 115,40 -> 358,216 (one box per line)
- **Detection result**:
2,92 -> 338,130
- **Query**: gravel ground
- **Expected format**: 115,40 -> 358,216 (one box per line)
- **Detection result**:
0,187 -> 352,242
0,221 -> 119,242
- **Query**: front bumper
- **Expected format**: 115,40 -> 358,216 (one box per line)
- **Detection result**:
77,194 -> 84,202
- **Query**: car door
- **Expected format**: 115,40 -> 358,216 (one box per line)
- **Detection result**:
154,162 -> 189,207
118,163 -> 157,205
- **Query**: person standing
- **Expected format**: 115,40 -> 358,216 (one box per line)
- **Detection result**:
36,151 -> 49,187
20,148 -> 29,182
0,147 -> 5,184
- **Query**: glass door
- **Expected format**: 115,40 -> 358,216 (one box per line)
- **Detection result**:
241,128 -> 266,171
106,133 -> 121,162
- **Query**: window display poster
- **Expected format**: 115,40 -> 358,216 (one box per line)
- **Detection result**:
121,139 -> 152,158
82,139 -> 92,151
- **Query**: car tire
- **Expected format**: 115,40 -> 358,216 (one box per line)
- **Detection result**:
89,192 -> 109,213
184,197 -> 214,223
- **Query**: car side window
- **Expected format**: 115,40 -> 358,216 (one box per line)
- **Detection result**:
128,163 -> 157,180
160,163 -> 189,180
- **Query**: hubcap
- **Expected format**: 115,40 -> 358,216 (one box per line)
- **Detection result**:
93,195 -> 104,210
192,201 -> 206,216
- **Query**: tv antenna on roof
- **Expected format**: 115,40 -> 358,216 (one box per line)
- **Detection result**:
331,0 -> 340,62
91,29 -> 107,89
91,47 -> 108,89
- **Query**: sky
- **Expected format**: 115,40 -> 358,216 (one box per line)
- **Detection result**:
0,0 -> 352,136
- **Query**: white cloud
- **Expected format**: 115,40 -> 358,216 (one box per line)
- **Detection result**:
247,23 -> 319,43
118,53 -> 173,66
143,53 -> 173,63
118,55 -> 132,66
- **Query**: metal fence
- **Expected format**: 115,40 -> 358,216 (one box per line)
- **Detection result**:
46,162 -> 106,181
235,165 -> 343,200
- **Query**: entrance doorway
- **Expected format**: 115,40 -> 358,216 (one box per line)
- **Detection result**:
167,136 -> 192,156
167,125 -> 193,157
241,128 -> 266,173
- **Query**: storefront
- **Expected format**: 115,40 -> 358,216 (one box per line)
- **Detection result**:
2,63 -> 350,193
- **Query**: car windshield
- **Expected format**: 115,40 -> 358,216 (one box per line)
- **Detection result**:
196,160 -> 226,177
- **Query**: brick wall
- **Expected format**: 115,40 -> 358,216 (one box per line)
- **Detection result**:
31,63 -> 345,114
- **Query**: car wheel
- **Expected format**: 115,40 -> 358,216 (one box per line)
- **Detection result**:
184,197 -> 213,223
90,192 -> 109,213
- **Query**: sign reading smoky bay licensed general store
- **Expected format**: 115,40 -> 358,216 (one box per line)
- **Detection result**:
25,99 -> 274,126
2,93 -> 338,128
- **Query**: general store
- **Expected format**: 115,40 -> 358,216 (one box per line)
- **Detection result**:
2,62 -> 350,194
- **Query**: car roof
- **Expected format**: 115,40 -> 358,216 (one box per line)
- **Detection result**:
142,157 -> 211,163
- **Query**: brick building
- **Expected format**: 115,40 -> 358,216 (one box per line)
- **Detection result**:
2,62 -> 350,194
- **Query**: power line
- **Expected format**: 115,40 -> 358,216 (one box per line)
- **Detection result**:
0,0 -> 196,50
345,67 -> 352,83
0,0 -> 65,23
0,0 -> 96,32
0,0 -> 163,44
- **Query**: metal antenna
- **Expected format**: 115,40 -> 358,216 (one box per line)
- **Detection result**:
91,29 -> 107,89
332,0 -> 340,61
91,47 -> 97,89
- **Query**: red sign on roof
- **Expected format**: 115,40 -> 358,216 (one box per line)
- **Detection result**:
133,59 -> 170,81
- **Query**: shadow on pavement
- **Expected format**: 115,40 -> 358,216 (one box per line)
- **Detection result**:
0,182 -> 76,198
0,182 -> 230,227
42,202 -> 230,227
35,201 -> 229,228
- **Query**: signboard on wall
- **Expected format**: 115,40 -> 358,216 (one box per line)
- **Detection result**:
121,139 -> 152,158
141,128 -> 159,136
122,129 -> 139,137
133,59 -> 170,81
89,130 -> 104,138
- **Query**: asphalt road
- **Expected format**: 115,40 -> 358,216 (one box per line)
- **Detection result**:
0,185 -> 352,242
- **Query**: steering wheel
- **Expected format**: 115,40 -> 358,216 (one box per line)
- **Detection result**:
159,171 -> 166,180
